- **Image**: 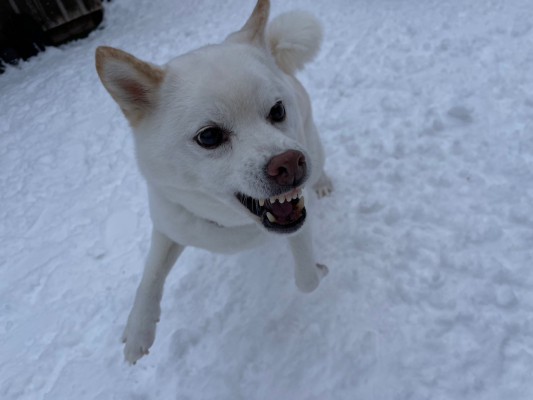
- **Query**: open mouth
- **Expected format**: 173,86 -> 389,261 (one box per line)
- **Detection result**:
236,187 -> 306,234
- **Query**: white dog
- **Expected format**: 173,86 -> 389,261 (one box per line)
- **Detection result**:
95,0 -> 332,364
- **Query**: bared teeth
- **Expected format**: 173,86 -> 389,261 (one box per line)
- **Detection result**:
266,212 -> 276,223
264,187 -> 305,205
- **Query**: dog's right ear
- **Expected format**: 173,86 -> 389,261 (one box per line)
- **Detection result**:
95,46 -> 165,125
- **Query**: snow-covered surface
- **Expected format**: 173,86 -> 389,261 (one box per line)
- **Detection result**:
2,0 -> 533,398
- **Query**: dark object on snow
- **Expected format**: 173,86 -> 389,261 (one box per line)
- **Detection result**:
0,0 -> 104,73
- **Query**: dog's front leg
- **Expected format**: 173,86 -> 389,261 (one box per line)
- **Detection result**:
288,223 -> 328,293
122,229 -> 184,364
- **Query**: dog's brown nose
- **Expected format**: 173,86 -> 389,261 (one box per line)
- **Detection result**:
266,150 -> 307,187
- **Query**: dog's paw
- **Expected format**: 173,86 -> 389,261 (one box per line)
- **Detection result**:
122,316 -> 157,365
313,173 -> 333,198
316,263 -> 329,278
295,263 -> 329,293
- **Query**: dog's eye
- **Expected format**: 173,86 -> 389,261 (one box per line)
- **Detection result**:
269,101 -> 286,123
195,127 -> 226,149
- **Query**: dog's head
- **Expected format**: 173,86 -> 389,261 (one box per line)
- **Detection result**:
95,0 -> 322,234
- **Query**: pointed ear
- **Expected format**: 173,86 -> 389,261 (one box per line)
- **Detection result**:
226,0 -> 270,47
95,46 -> 165,125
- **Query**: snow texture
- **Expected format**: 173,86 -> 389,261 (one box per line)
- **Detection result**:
1,0 -> 533,399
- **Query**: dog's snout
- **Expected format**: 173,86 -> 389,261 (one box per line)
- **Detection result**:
266,150 -> 307,187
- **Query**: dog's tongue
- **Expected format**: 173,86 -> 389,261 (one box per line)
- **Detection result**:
270,201 -> 294,218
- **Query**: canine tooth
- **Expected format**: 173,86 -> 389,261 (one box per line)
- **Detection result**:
279,196 -> 285,203
266,212 -> 276,223
296,196 -> 305,210
259,199 -> 265,207
270,196 -> 276,203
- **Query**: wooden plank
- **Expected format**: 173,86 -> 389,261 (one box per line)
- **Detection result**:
8,0 -> 103,31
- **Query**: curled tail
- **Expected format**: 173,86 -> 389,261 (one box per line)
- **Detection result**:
267,10 -> 323,75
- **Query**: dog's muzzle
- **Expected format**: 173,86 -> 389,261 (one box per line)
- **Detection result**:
236,187 -> 306,234
236,150 -> 308,233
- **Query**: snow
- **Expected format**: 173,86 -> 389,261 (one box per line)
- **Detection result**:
1,0 -> 533,398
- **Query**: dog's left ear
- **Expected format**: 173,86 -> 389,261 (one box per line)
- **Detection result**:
95,46 -> 165,125
226,0 -> 270,48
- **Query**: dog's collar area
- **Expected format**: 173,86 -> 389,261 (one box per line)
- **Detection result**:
236,187 -> 306,234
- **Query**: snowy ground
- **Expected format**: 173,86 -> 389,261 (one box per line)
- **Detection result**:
2,0 -> 533,399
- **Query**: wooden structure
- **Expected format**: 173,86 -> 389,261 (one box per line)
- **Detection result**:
0,0 -> 103,70
4,0 -> 103,45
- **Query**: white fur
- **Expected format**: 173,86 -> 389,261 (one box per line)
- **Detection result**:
268,11 -> 323,75
95,0 -> 333,365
